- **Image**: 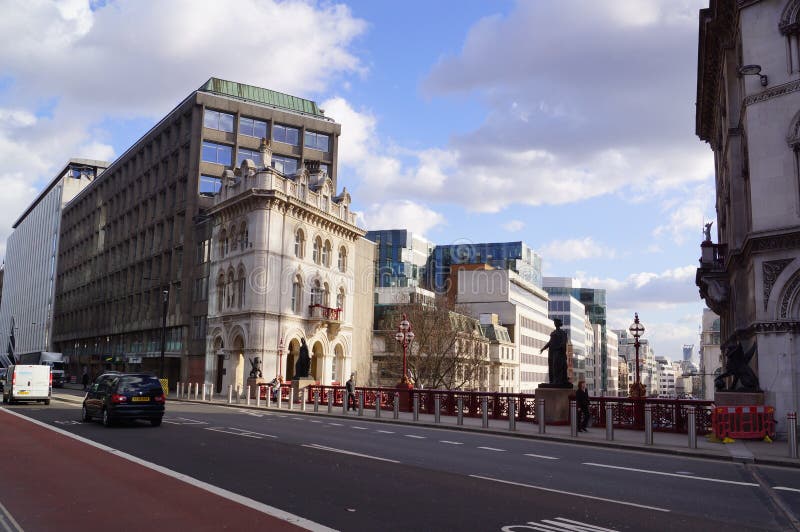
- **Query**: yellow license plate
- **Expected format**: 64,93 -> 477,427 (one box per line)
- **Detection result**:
132,397 -> 150,402
18,391 -> 29,395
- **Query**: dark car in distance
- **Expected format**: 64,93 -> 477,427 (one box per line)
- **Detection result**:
82,373 -> 165,427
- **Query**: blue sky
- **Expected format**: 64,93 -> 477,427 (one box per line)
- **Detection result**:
0,0 -> 714,361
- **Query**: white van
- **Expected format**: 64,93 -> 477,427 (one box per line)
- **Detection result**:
2,365 -> 51,405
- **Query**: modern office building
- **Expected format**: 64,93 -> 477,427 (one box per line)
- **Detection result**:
655,355 -> 676,397
696,1 -> 800,426
606,329 -> 619,395
52,78 -> 343,386
365,229 -> 433,289
544,287 -> 588,387
206,149 -> 371,393
682,344 -> 694,364
0,159 -> 107,364
429,241 -> 542,293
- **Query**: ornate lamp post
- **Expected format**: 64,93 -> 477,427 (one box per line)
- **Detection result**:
394,313 -> 415,389
628,313 -> 646,398
277,337 -> 284,382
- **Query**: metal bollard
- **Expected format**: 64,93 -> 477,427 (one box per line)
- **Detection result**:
256,386 -> 261,407
644,404 -> 653,445
276,387 -> 282,409
314,389 -> 320,412
509,398 -> 516,431
434,395 -> 441,424
375,391 -> 382,418
358,392 -> 364,416
327,390 -> 333,413
208,384 -> 214,402
342,390 -> 349,415
570,400 -> 578,437
177,382 -> 182,399
537,399 -> 546,434
288,388 -> 294,410
246,386 -> 251,406
457,396 -> 464,426
201,383 -> 206,402
482,397 -> 489,428
236,386 -> 241,404
301,389 -> 307,411
393,392 -> 399,419
413,394 -> 419,421
605,403 -> 614,441
788,412 -> 798,459
266,386 -> 272,408
227,385 -> 233,404
687,406 -> 697,449
195,383 -> 199,400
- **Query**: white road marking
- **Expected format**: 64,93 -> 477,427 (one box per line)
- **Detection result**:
310,420 -> 322,423
2,408 -> 334,531
440,440 -> 463,445
352,426 -> 368,430
204,427 -> 276,439
303,443 -> 400,464
54,420 -> 82,425
582,462 -> 758,487
405,434 -> 426,439
775,486 -> 800,493
376,430 -> 395,434
162,417 -> 208,425
471,475 -> 670,513
327,423 -> 343,426
235,409 -> 263,417
478,446 -> 506,452
524,453 -> 559,460
502,517 -> 618,532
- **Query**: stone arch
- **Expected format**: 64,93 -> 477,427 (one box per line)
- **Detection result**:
310,340 -> 325,382
780,0 -> 800,35
285,336 -> 303,381
777,265 -> 800,320
231,331 -> 246,392
331,342 -> 345,384
787,109 -> 800,148
211,333 -> 225,392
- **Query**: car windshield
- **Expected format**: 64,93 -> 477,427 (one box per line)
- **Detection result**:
117,376 -> 162,394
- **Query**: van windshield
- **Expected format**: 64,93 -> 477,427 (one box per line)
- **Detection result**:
51,362 -> 65,371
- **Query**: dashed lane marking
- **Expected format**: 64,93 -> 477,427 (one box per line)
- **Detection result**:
477,446 -> 506,452
502,517 -> 618,532
376,430 -> 395,434
440,440 -> 463,445
775,486 -> 800,493
404,434 -> 425,439
583,462 -> 759,487
303,443 -> 400,464
204,427 -> 277,439
327,423 -> 343,426
352,426 -> 368,430
524,453 -> 559,460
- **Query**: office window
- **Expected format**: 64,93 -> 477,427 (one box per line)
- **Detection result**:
272,155 -> 299,176
203,109 -> 234,133
199,174 -> 221,196
304,131 -> 330,152
201,142 -> 232,166
239,117 -> 268,138
238,148 -> 262,166
273,124 -> 299,145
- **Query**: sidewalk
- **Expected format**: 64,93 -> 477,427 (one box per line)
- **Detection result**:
53,385 -> 800,468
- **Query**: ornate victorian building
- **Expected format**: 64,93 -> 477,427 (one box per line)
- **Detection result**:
206,143 -> 369,394
696,0 -> 800,424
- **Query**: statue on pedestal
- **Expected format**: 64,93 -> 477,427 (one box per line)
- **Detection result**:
540,318 -> 571,388
249,357 -> 263,379
295,338 -> 310,379
715,333 -> 760,392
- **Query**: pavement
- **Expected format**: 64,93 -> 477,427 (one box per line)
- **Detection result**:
54,384 -> 800,469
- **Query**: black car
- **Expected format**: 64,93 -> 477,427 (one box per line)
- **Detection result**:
82,373 -> 165,427
0,368 -> 6,393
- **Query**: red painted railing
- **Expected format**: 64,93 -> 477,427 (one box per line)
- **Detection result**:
308,304 -> 342,320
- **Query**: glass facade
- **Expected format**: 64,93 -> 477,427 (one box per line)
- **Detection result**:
365,229 -> 433,288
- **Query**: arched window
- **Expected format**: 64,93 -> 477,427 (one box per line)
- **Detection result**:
230,225 -> 238,251
311,280 -> 323,306
240,222 -> 248,249
312,236 -> 322,264
322,240 -> 332,267
237,267 -> 246,307
227,270 -> 235,308
338,246 -> 347,272
323,282 -> 331,307
216,273 -> 225,312
291,275 -> 302,313
294,229 -> 305,258
336,287 -> 345,319
219,228 -> 227,258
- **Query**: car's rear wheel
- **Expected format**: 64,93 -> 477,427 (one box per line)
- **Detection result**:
150,418 -> 162,427
81,405 -> 92,422
102,408 -> 113,427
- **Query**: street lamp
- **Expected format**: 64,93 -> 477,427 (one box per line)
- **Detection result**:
159,288 -> 169,377
628,313 -> 646,398
394,313 -> 415,388
277,337 -> 284,382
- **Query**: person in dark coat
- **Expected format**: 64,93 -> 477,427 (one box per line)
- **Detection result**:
345,374 -> 357,411
81,366 -> 90,391
576,380 -> 590,432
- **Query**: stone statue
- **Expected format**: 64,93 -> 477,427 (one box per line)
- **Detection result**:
703,221 -> 713,242
294,338 -> 310,379
540,318 -> 570,387
249,357 -> 263,379
714,333 -> 760,392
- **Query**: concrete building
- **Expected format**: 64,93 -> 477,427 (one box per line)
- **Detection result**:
699,308 -> 722,400
1,159 -> 106,365
696,1 -> 800,427
205,147 -> 371,393
618,353 -> 629,397
455,267 -> 553,393
585,316 -> 597,393
655,355 -> 676,397
544,287 -> 588,386
52,78 -> 343,386
479,313 -> 517,393
606,329 -> 619,396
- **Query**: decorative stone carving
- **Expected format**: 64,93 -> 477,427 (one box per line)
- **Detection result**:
744,79 -> 800,107
763,259 -> 794,310
779,271 -> 800,319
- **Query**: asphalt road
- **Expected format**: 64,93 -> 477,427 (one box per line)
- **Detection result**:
7,399 -> 800,531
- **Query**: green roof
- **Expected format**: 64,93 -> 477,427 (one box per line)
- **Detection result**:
199,78 -> 327,118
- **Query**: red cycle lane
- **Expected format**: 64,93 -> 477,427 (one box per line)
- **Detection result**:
0,409 -> 323,531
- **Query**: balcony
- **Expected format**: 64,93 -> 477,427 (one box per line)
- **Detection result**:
308,304 -> 343,336
696,242 -> 728,315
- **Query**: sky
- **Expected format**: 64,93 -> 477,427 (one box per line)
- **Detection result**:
0,0 -> 714,362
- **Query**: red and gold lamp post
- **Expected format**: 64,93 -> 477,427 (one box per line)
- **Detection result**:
628,313 -> 646,399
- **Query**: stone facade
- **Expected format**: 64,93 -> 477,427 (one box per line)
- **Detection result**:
696,1 -> 800,427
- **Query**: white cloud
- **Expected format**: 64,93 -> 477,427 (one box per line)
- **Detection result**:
361,200 -> 445,237
653,183 -> 716,244
579,265 -> 698,310
502,220 -> 525,232
540,237 -> 615,262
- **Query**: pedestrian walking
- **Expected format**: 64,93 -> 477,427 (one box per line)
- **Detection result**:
269,377 -> 280,402
345,373 -> 357,411
81,367 -> 89,391
576,380 -> 590,432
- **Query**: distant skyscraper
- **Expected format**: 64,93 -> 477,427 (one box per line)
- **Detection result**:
682,344 -> 694,363
429,241 -> 542,293
365,229 -> 433,288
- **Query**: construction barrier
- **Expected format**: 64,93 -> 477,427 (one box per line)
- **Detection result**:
712,405 -> 775,440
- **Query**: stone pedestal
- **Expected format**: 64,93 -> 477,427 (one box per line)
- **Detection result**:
291,378 -> 316,402
535,385 -> 574,424
715,391 -> 764,406
247,377 -> 266,398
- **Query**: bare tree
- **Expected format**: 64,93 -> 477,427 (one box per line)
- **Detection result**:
377,300 -> 489,390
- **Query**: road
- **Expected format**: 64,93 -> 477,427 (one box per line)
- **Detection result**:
4,398 -> 799,531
